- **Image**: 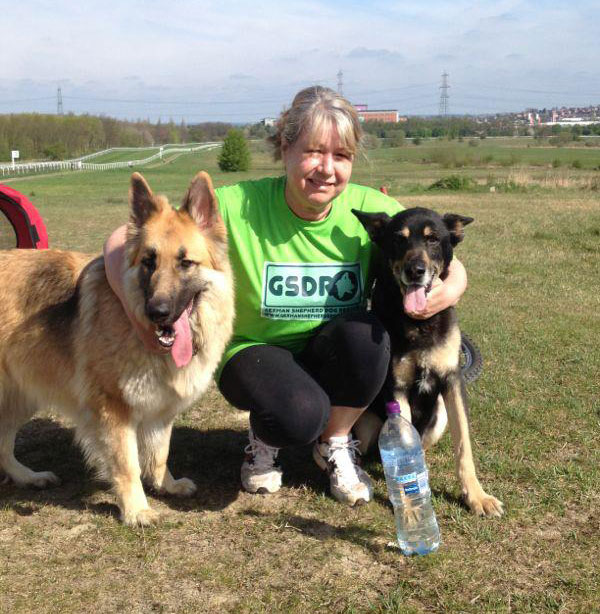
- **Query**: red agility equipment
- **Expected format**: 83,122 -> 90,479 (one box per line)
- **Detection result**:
0,184 -> 48,249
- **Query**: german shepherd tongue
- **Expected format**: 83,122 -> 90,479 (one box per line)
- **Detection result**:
171,302 -> 193,368
404,285 -> 427,313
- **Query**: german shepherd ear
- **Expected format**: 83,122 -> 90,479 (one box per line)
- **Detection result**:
442,213 -> 474,246
182,171 -> 218,230
129,173 -> 158,227
352,209 -> 391,245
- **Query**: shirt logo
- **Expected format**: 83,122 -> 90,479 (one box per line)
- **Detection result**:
262,262 -> 363,320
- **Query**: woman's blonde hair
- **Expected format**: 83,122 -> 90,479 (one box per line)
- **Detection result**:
269,86 -> 362,160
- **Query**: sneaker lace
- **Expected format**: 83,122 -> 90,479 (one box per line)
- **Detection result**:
244,437 -> 279,472
327,438 -> 363,484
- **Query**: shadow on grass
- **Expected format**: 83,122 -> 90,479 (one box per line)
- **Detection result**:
1,418 -> 246,520
242,508 -> 390,555
362,447 -> 469,511
262,440 -> 469,512
3,418 -> 470,526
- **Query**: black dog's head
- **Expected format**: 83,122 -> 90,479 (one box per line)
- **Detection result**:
353,206 -> 473,310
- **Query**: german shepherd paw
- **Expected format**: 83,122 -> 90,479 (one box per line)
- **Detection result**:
167,477 -> 197,498
122,507 -> 161,527
466,492 -> 504,517
16,470 -> 61,489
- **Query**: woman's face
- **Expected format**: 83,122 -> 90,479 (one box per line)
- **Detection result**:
282,123 -> 354,221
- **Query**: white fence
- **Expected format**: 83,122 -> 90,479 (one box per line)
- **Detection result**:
0,143 -> 221,179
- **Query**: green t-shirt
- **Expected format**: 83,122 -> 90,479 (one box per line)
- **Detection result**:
215,176 -> 402,375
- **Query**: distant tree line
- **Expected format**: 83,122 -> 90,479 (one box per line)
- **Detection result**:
361,117 -> 600,144
532,123 -> 600,139
3,112 -> 599,163
0,114 -> 235,162
360,117 -> 514,141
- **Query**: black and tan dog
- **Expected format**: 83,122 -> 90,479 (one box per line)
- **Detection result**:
353,206 -> 503,517
0,172 -> 234,525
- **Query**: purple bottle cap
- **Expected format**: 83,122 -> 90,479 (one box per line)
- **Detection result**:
385,401 -> 402,415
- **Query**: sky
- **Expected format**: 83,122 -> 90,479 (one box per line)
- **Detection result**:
1,0 -> 599,123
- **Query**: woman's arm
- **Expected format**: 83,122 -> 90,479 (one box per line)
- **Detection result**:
103,225 -> 129,304
103,225 -> 167,353
404,257 -> 468,320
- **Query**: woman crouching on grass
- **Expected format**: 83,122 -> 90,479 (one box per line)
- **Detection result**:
104,86 -> 467,506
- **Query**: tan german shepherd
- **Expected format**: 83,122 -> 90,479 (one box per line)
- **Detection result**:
0,172 -> 234,526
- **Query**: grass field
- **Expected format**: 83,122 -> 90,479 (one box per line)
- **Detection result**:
86,147 -> 162,163
354,138 -> 600,194
86,144 -> 208,164
1,140 -> 599,614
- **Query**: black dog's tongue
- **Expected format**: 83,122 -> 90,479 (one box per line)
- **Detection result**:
404,285 -> 427,312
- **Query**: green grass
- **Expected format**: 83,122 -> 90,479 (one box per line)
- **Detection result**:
87,144 -> 207,164
1,143 -> 599,613
86,147 -> 162,163
368,136 -> 600,167
353,138 -> 600,193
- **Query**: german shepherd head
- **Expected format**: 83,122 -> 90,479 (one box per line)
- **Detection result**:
353,206 -> 473,312
124,171 -> 228,362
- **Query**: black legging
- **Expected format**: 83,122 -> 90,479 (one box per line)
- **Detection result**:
218,311 -> 390,447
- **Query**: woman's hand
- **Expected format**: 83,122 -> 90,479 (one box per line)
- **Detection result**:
103,225 -> 168,353
404,258 -> 468,320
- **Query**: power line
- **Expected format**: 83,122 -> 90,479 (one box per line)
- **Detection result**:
349,82 -> 438,97
2,78 -> 600,122
64,95 -> 288,106
0,97 -> 55,105
454,81 -> 600,97
372,93 -> 443,106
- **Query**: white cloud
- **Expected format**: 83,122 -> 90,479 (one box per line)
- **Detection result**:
0,0 -> 598,120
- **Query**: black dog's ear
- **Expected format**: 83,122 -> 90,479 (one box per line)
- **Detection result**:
352,209 -> 391,244
442,213 -> 474,246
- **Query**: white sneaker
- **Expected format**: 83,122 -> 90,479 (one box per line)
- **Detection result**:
241,429 -> 282,494
313,435 -> 373,506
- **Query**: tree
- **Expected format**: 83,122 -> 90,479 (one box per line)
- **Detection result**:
388,129 -> 405,148
188,126 -> 205,142
218,129 -> 251,172
43,143 -> 67,160
361,133 -> 380,150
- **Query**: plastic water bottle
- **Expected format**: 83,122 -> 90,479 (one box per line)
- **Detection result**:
378,401 -> 440,555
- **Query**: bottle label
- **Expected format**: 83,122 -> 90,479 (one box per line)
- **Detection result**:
395,470 -> 429,495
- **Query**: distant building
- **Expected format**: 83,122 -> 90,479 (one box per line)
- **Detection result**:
528,104 -> 600,126
261,117 -> 276,127
354,104 -> 403,123
542,118 -> 599,126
